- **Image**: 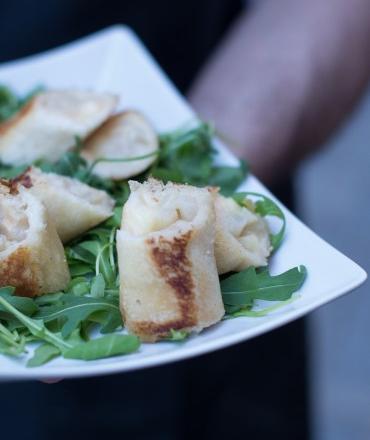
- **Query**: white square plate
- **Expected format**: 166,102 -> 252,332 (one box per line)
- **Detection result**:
0,26 -> 366,380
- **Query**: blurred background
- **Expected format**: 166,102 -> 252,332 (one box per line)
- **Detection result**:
298,86 -> 370,440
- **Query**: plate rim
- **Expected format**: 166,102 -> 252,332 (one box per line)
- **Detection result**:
0,268 -> 365,381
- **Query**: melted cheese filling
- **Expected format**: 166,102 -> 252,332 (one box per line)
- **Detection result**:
123,181 -> 198,236
0,196 -> 29,251
216,195 -> 271,253
30,167 -> 113,209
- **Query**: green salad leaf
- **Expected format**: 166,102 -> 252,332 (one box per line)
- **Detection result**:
0,84 -> 308,367
165,329 -> 189,341
0,294 -> 72,352
0,84 -> 43,123
27,343 -> 61,367
221,266 -> 307,315
0,287 -> 38,316
35,141 -> 132,204
208,162 -> 248,195
91,274 -> 106,298
151,122 -> 248,194
0,320 -> 27,356
63,334 -> 140,361
34,295 -> 122,338
223,297 -> 298,318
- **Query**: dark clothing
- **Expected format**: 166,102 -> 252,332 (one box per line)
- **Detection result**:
1,319 -> 307,440
0,0 -> 242,93
0,2 -> 309,439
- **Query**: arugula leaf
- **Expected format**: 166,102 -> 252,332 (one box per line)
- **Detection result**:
150,122 -> 247,193
164,329 -> 189,341
70,281 -> 90,296
233,192 -> 286,250
0,321 -> 27,356
0,337 -> 26,356
34,140 -> 131,204
149,167 -> 184,183
34,295 -> 122,338
0,163 -> 29,179
105,206 -> 123,229
66,245 -> 96,265
0,121 -> 246,198
0,287 -> 38,316
100,311 -> 122,333
91,274 -> 106,298
69,263 -> 94,277
221,266 -> 307,309
0,85 -> 18,122
63,334 -> 140,360
77,240 -> 101,258
95,243 -> 116,284
86,309 -> 122,333
34,292 -> 64,307
37,149 -> 85,178
0,341 -> 21,356
27,327 -> 87,367
27,343 -> 61,367
0,295 -> 72,352
0,88 -> 305,364
65,216 -> 118,290
208,161 -> 248,196
224,296 -> 298,318
0,84 -> 43,123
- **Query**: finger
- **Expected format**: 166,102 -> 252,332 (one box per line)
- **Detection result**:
40,378 -> 63,384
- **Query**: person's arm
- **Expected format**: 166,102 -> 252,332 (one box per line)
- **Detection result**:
188,0 -> 370,184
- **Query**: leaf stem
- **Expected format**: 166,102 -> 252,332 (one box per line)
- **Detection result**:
108,227 -> 117,269
0,322 -> 21,347
87,151 -> 159,177
95,243 -> 111,276
0,296 -> 72,350
224,296 -> 298,319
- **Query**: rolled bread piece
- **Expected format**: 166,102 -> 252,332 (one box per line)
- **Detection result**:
117,179 -> 224,342
0,181 -> 70,297
214,194 -> 272,274
15,167 -> 115,243
0,90 -> 118,165
82,111 -> 159,180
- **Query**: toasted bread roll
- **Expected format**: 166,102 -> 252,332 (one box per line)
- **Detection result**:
82,111 -> 158,180
0,182 -> 70,297
16,167 -> 115,243
214,195 -> 272,274
0,90 -> 117,165
117,179 -> 224,342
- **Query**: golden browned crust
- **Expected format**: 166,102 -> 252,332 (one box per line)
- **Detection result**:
0,179 -> 12,194
0,98 -> 36,136
0,168 -> 33,195
131,231 -> 197,339
10,168 -> 33,191
83,111 -> 129,150
0,246 -> 40,297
